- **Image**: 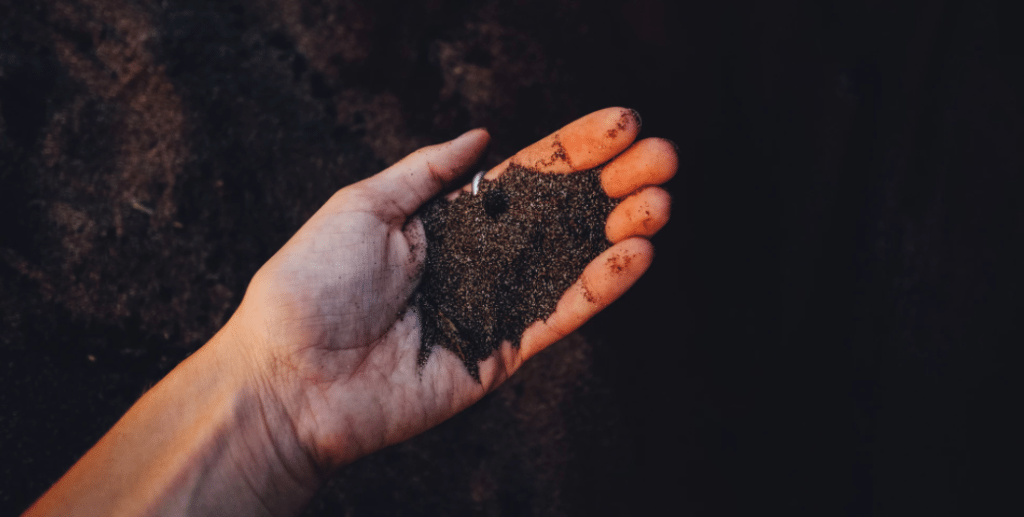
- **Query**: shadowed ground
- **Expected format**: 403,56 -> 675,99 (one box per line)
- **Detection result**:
3,1 -> 1023,515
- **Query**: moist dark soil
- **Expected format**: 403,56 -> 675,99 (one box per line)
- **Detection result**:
415,164 -> 619,380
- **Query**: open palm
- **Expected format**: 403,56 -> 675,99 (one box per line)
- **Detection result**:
231,107 -> 677,471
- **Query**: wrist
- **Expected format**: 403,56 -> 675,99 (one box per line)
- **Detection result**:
25,320 -> 323,517
214,316 -> 327,492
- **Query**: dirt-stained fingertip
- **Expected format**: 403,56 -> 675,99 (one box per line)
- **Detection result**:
605,186 -> 672,243
628,108 -> 642,132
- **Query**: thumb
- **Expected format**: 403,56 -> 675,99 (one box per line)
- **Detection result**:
362,128 -> 490,221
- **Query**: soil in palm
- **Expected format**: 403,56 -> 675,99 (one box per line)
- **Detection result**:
414,164 -> 619,380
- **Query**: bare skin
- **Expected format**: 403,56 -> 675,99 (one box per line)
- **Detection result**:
25,107 -> 676,517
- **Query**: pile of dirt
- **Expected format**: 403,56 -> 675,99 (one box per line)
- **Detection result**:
414,164 -> 619,379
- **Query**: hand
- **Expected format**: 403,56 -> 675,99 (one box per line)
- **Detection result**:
229,107 -> 677,478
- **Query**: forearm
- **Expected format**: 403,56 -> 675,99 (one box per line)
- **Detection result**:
24,324 -> 320,517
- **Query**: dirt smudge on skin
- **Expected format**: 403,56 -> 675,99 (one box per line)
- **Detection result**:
627,108 -> 641,131
581,278 -> 599,304
607,109 -> 639,140
607,253 -> 631,275
534,137 -> 572,169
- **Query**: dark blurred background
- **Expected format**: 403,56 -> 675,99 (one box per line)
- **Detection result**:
2,0 -> 1022,515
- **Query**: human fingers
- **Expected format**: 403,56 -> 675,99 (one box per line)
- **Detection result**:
600,137 -> 678,198
499,107 -> 639,174
517,237 -> 654,361
358,128 -> 490,222
452,108 -> 641,200
605,186 -> 672,243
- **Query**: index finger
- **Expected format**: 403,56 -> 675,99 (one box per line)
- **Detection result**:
490,107 -> 641,177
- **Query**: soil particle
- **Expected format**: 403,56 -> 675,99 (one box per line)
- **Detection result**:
607,253 -> 631,274
536,138 -> 571,168
414,163 -> 619,380
605,109 -> 639,140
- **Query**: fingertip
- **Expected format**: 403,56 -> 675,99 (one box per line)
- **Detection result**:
592,107 -> 641,147
445,128 -> 490,176
595,237 -> 655,297
648,137 -> 679,173
601,137 -> 678,198
457,127 -> 491,146
518,237 -> 654,360
605,186 -> 672,243
629,108 -> 643,132
360,128 -> 491,221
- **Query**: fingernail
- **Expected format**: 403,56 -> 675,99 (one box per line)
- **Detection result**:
629,109 -> 642,131
667,138 -> 679,154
